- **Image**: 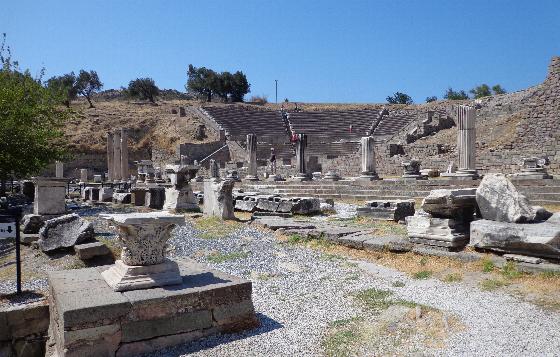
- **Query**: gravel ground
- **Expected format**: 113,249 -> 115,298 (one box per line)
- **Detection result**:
150,220 -> 560,357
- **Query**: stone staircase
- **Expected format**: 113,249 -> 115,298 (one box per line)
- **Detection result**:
241,178 -> 560,206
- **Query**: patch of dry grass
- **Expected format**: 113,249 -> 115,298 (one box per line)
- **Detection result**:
190,216 -> 244,239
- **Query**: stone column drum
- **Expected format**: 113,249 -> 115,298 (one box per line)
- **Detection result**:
100,212 -> 185,292
359,136 -> 380,180
455,105 -> 478,178
245,134 -> 259,181
107,132 -> 114,182
120,128 -> 129,181
293,133 -> 311,181
55,161 -> 64,178
113,130 -> 122,182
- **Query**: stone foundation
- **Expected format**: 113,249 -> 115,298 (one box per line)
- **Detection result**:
47,259 -> 259,357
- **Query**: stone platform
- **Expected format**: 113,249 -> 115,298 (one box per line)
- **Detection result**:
47,258 -> 259,357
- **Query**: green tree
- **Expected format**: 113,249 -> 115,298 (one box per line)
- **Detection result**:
46,72 -> 77,107
127,77 -> 160,103
230,71 -> 250,102
492,84 -> 507,95
186,64 -> 218,102
470,84 -> 492,99
443,87 -> 469,100
75,70 -> 103,108
425,96 -> 437,103
0,35 -> 69,194
386,92 -> 413,105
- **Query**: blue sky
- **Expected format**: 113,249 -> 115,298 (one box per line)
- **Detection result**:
3,1 -> 560,103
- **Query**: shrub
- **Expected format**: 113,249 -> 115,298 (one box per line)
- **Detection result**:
250,95 -> 268,104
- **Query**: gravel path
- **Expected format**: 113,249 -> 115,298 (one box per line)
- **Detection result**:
149,220 -> 560,357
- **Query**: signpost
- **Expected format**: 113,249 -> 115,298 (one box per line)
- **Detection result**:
0,207 -> 22,294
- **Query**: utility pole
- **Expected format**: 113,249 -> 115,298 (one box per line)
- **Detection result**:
275,80 -> 278,104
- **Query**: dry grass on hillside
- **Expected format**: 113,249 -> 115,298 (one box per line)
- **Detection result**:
63,98 -> 218,154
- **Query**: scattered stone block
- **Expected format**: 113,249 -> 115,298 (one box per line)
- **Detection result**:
534,206 -> 553,222
252,212 -> 293,219
235,197 -> 258,212
470,219 -> 560,259
276,200 -> 294,213
338,233 -> 372,249
257,219 -> 316,231
421,188 -> 477,218
476,174 -> 536,223
21,214 -> 44,234
357,200 -> 415,221
75,241 -> 111,260
163,187 -> 199,211
256,197 -> 280,212
113,192 -> 131,204
38,214 -> 94,252
363,236 -> 412,252
291,197 -> 320,215
503,254 -> 543,264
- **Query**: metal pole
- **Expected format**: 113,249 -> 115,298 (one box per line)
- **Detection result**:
275,80 -> 278,104
15,214 -> 21,294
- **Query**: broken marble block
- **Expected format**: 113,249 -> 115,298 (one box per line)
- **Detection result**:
75,241 -> 111,260
163,187 -> 199,211
476,174 -> 536,223
276,199 -> 294,213
113,192 -> 131,204
38,214 -> 94,252
406,212 -> 469,249
203,179 -> 235,220
421,188 -> 477,219
290,197 -> 320,215
470,219 -> 560,259
256,196 -> 280,212
357,200 -> 415,221
235,196 -> 258,212
21,214 -> 45,234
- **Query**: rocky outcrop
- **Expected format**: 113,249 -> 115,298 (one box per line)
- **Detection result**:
476,174 -> 536,223
38,214 -> 94,252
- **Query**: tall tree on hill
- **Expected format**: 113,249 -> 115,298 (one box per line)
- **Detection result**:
186,65 -> 250,102
492,84 -> 507,95
386,92 -> 413,105
46,72 -> 78,107
75,70 -> 103,108
470,84 -> 492,99
128,77 -> 160,103
0,34 -> 69,194
230,70 -> 250,102
186,64 -> 218,102
443,87 -> 469,100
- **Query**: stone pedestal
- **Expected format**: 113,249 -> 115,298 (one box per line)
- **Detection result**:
401,160 -> 425,180
357,200 -> 415,222
406,214 -> 469,249
510,157 -> 552,180
99,187 -> 113,202
322,171 -> 341,181
163,187 -> 199,211
100,212 -> 185,291
131,188 -> 147,206
145,187 -> 166,209
32,177 -> 67,216
244,134 -> 259,181
358,136 -> 380,180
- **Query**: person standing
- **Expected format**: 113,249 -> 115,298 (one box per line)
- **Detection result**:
269,148 -> 277,175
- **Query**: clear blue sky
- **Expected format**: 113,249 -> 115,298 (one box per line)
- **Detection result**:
3,1 -> 560,103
